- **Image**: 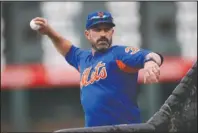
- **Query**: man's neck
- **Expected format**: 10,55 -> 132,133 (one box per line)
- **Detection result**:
91,48 -> 96,56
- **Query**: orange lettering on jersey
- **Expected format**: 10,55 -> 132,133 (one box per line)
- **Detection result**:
125,46 -> 140,54
80,67 -> 92,87
94,62 -> 105,81
89,71 -> 97,84
99,67 -> 107,79
80,61 -> 107,88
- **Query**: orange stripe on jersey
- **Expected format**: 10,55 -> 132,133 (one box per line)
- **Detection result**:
116,60 -> 140,73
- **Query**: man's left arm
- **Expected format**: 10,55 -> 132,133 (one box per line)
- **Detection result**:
114,46 -> 164,84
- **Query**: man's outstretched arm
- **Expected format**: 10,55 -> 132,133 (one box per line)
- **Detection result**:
32,17 -> 72,56
31,17 -> 83,71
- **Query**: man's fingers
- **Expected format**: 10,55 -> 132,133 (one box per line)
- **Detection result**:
34,21 -> 45,26
154,66 -> 160,80
30,17 -> 50,35
152,66 -> 160,77
33,17 -> 46,23
148,70 -> 158,83
144,61 -> 161,84
144,68 -> 159,84
144,71 -> 150,84
153,65 -> 160,73
144,71 -> 157,84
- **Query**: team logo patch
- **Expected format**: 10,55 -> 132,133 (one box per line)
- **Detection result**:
98,12 -> 104,18
80,61 -> 107,88
125,46 -> 140,55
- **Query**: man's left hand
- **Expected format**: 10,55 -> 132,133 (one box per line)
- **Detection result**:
143,61 -> 160,84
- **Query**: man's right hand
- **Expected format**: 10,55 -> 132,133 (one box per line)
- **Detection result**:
31,17 -> 72,56
32,17 -> 51,35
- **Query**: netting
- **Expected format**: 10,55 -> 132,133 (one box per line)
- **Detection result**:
147,61 -> 197,132
54,61 -> 197,133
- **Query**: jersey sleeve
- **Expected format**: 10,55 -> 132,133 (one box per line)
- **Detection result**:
114,46 -> 151,69
65,45 -> 83,71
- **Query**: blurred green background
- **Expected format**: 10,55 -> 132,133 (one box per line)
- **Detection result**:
1,1 -> 197,132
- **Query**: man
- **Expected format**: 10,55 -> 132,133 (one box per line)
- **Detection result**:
32,11 -> 163,127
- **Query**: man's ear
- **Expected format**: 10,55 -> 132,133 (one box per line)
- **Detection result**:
112,28 -> 114,35
84,30 -> 90,40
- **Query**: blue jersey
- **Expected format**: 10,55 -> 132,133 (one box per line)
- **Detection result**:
65,45 -> 151,127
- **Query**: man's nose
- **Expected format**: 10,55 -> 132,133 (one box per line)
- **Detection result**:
100,30 -> 106,36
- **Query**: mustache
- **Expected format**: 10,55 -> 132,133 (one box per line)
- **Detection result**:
97,37 -> 109,43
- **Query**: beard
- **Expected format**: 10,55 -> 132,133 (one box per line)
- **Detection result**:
91,37 -> 112,53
